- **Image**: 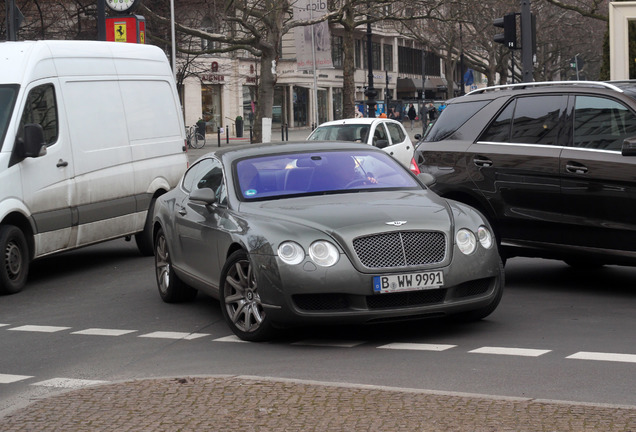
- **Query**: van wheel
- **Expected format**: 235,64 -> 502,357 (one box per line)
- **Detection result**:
154,227 -> 197,303
135,198 -> 156,256
0,225 -> 30,295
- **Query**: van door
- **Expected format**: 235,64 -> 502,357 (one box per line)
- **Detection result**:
18,81 -> 75,257
62,79 -> 135,247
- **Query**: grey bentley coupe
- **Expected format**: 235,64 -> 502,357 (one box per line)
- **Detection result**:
152,141 -> 504,341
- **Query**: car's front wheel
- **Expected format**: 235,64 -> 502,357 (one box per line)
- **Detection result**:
154,227 -> 197,303
0,225 -> 29,295
220,250 -> 274,342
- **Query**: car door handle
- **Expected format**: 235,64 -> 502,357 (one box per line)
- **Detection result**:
565,162 -> 588,174
473,156 -> 493,168
56,159 -> 68,168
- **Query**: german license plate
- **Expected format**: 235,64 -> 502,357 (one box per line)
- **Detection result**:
373,271 -> 444,294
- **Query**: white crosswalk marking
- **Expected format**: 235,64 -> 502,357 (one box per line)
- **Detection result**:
72,328 -> 136,336
292,340 -> 365,348
378,343 -> 456,351
0,373 -> 33,384
139,331 -> 209,340
469,347 -> 551,357
9,325 -> 71,333
567,351 -> 636,364
0,324 -> 8,328
213,335 -> 249,343
32,378 -> 108,389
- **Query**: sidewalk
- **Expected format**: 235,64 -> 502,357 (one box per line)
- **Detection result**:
0,375 -> 634,431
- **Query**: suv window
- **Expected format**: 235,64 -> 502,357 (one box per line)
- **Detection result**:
480,95 -> 565,145
424,100 -> 490,142
573,95 -> 636,151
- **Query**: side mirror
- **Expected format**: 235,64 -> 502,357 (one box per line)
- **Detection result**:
23,123 -> 47,158
414,134 -> 422,141
417,172 -> 436,187
189,187 -> 217,205
621,137 -> 636,156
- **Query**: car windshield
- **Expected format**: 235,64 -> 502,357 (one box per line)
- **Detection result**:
235,150 -> 419,200
0,85 -> 19,151
307,124 -> 370,143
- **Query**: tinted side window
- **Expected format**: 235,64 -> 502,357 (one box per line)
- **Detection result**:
19,84 -> 58,146
385,122 -> 406,144
510,96 -> 564,145
479,102 -> 514,142
424,100 -> 490,142
196,158 -> 227,205
573,96 -> 636,151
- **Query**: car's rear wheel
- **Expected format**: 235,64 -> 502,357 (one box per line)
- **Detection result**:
154,228 -> 197,302
220,250 -> 274,342
135,198 -> 157,256
0,225 -> 29,295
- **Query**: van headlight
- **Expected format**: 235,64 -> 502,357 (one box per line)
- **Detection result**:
278,241 -> 305,265
309,240 -> 339,267
456,229 -> 477,255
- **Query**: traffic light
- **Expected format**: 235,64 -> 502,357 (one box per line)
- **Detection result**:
493,13 -> 517,49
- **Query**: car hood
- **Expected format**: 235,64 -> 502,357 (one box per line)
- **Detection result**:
238,190 -> 452,238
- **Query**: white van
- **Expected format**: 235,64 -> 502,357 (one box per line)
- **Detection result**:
0,40 -> 187,294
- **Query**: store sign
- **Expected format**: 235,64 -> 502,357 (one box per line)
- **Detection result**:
202,74 -> 225,82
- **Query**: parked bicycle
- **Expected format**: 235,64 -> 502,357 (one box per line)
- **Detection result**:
186,124 -> 206,149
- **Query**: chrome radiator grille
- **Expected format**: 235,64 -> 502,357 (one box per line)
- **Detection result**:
352,231 -> 446,269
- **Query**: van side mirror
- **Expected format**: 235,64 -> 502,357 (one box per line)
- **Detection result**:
621,137 -> 636,156
23,123 -> 47,158
189,187 -> 217,205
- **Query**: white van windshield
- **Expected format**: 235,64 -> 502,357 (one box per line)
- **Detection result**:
0,85 -> 19,150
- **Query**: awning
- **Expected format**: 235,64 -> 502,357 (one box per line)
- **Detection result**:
397,77 -> 447,92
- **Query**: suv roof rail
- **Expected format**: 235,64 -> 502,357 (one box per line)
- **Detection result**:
466,81 -> 625,96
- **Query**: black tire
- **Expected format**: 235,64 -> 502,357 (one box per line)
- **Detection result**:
154,228 -> 197,303
220,250 -> 274,342
454,260 -> 505,322
0,225 -> 30,295
135,198 -> 156,256
192,132 -> 206,149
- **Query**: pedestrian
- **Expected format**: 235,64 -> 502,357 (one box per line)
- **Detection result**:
407,103 -> 417,131
428,103 -> 436,122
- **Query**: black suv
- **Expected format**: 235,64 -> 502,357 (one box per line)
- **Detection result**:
415,81 -> 636,266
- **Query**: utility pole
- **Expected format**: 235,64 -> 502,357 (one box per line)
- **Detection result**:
520,0 -> 533,82
364,0 -> 377,118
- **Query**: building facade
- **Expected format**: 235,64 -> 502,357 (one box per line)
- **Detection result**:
180,23 -> 458,137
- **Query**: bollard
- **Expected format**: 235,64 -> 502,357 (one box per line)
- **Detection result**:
249,127 -> 253,144
217,127 -> 221,147
285,123 -> 289,141
281,124 -> 285,141
226,125 -> 229,144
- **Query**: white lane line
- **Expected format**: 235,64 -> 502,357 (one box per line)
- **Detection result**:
139,331 -> 209,340
9,325 -> 71,333
378,343 -> 456,352
292,340 -> 365,348
213,335 -> 250,343
567,351 -> 636,364
72,328 -> 137,336
0,374 -> 33,384
0,324 -> 9,328
32,378 -> 109,389
469,347 -> 551,357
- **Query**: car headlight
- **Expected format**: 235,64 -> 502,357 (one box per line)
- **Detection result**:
278,241 -> 305,265
477,226 -> 494,249
308,240 -> 339,267
456,229 -> 477,255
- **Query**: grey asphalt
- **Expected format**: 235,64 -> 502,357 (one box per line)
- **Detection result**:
2,125 -> 635,430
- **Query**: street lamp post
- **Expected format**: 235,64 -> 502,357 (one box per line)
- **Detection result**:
364,0 -> 377,118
